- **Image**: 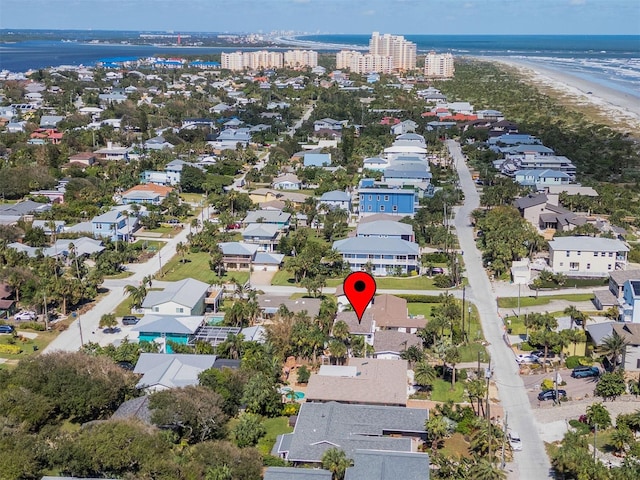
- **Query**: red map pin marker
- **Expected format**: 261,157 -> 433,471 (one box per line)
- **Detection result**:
343,271 -> 376,324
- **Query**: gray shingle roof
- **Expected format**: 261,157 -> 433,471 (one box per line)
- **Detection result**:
133,353 -> 218,390
585,322 -> 615,346
111,395 -> 152,424
515,193 -> 548,210
141,278 -> 209,310
345,450 -> 430,480
219,242 -> 259,256
242,223 -> 279,239
274,402 -> 428,463
254,252 -> 285,265
319,190 -> 351,202
264,467 -> 332,480
243,210 -> 291,224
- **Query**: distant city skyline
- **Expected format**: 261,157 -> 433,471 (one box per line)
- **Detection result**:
2,0 -> 639,35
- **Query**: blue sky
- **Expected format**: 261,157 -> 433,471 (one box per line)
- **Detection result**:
2,0 -> 639,35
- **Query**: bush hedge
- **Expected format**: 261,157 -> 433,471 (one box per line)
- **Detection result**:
0,344 -> 22,354
565,356 -> 593,369
395,294 -> 442,303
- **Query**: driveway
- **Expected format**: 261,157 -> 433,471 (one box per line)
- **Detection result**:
448,139 -> 552,479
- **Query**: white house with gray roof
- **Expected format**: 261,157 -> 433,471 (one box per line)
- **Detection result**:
243,210 -> 291,229
318,190 -> 352,211
264,468 -> 332,480
141,278 -> 209,316
272,402 -> 427,464
133,353 -> 229,392
548,236 -> 629,277
333,237 -> 420,276
242,223 -> 280,252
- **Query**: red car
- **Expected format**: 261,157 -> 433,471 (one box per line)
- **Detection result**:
226,222 -> 242,230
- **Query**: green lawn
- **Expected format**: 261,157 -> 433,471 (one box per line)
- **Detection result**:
328,275 -> 442,290
497,293 -> 594,309
429,378 -> 465,403
0,330 -> 58,360
143,226 -> 177,235
458,342 -> 488,363
256,416 -> 293,456
104,270 -> 134,279
407,302 -> 436,318
160,251 -> 249,285
180,193 -> 205,204
132,239 -> 164,251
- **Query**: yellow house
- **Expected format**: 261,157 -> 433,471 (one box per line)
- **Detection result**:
249,188 -> 279,205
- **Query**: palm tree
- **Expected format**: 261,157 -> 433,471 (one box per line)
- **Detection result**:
413,361 -> 437,390
124,284 -> 147,310
328,339 -> 347,365
601,330 -> 630,371
321,448 -> 352,480
176,241 -> 188,263
564,306 -> 587,330
425,414 -> 449,455
99,313 -> 117,332
609,425 -> 633,455
400,344 -> 424,367
331,320 -> 350,342
472,458 -> 507,480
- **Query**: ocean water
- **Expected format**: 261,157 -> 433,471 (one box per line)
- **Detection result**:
1,33 -> 638,99
298,34 -> 640,99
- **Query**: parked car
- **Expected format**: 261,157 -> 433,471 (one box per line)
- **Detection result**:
0,325 -> 15,334
122,316 -> 140,326
226,222 -> 242,230
516,353 -> 539,364
431,267 -> 444,275
165,218 -> 181,225
538,389 -> 567,401
570,366 -> 600,379
531,351 -> 556,359
14,310 -> 37,321
508,431 -> 523,451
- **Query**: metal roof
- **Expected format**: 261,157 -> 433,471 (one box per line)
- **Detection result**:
333,237 -> 420,255
141,278 -> 210,310
548,237 -> 629,253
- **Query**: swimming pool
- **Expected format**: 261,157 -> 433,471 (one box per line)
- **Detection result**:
294,391 -> 305,400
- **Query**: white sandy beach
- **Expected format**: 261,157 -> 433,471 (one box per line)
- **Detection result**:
487,57 -> 640,132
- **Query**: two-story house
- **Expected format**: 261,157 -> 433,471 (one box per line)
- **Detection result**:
318,190 -> 352,211
272,173 -> 302,190
356,220 -> 414,242
594,269 -> 640,311
313,118 -> 346,132
358,185 -> 418,217
547,236 -> 629,277
241,223 -> 280,252
121,184 -> 174,205
333,237 -> 420,276
243,210 -> 291,230
91,209 -> 137,242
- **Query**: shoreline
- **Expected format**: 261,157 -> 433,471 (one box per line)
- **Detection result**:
483,56 -> 640,133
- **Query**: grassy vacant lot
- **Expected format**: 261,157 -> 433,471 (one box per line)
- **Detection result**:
497,293 -> 594,309
160,251 -> 249,285
429,378 -> 465,403
256,416 -> 293,456
407,302 -> 436,318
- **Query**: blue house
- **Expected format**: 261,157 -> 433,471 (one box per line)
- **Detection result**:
621,279 -> 640,324
358,187 -> 418,217
514,169 -> 571,187
132,315 -> 205,354
304,153 -> 332,167
92,209 -> 137,242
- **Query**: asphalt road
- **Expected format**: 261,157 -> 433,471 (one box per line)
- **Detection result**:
447,139 -> 553,479
43,226 -> 193,353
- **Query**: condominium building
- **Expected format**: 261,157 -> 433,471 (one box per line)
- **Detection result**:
221,51 -> 284,71
368,32 -> 417,71
284,49 -> 318,68
336,50 -> 394,74
424,51 -> 455,78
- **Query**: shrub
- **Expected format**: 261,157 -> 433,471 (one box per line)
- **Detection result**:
296,365 -> 310,384
519,342 -> 534,351
21,322 -> 45,331
263,455 -> 288,467
433,274 -> 454,288
395,294 -> 442,303
282,403 -> 300,416
410,270 -> 418,276
565,356 -> 593,369
568,419 -> 591,435
457,368 -> 467,381
541,378 -> 555,391
0,344 -> 22,354
422,252 -> 449,263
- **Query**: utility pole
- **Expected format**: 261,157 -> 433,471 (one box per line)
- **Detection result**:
593,423 -> 598,463
43,293 -> 48,331
501,412 -> 508,469
461,285 -> 466,343
555,365 -> 559,406
78,315 -> 84,347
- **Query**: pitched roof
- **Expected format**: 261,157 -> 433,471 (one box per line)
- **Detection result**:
273,401 -> 427,463
219,242 -> 259,256
358,213 -> 406,224
264,468 -> 332,480
335,310 -> 375,335
609,269 -> 640,286
319,190 -> 351,202
514,193 -> 548,210
141,278 -> 209,310
357,220 -> 413,237
345,450 -> 430,480
305,358 -> 408,406
612,322 -> 640,345
369,294 -> 425,329
123,184 -> 174,197
585,321 -> 615,346
132,315 -> 204,334
243,210 -> 291,224
254,252 -> 285,265
333,237 -> 419,256
373,330 -> 423,355
272,173 -> 301,185
133,353 -> 218,390
258,295 -> 322,317
242,223 -> 279,239
111,395 -> 152,424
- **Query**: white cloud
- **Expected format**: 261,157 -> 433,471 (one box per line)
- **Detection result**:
362,9 -> 376,16
569,0 -> 586,5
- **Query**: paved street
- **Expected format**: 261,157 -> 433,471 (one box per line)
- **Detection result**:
43,226 -> 192,353
448,139 -> 553,479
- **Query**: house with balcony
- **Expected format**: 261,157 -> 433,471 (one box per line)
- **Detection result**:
303,152 -> 332,167
219,242 -> 285,271
363,157 -> 389,171
358,184 -> 418,217
333,237 -> 420,276
620,279 -> 640,323
594,269 -> 640,311
313,118 -> 346,132
241,223 -> 280,252
547,236 -> 629,277
91,208 -> 137,242
383,163 -> 432,188
140,159 -> 193,186
318,190 -> 352,211
356,220 -> 414,242
514,169 -> 572,188
94,142 -> 130,161
272,173 -> 302,190
131,316 -> 205,354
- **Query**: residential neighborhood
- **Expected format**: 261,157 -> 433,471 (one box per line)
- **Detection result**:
0,28 -> 639,480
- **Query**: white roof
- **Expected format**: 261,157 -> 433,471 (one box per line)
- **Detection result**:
548,237 -> 629,253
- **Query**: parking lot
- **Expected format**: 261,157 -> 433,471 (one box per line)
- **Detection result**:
520,367 -> 602,408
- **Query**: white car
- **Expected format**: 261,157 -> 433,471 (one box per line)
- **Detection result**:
14,310 -> 37,321
515,353 -> 539,364
509,431 -> 523,451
